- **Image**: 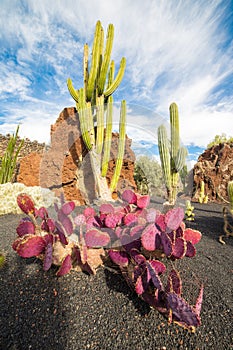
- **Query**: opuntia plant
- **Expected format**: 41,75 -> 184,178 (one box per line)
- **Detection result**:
158,103 -> 188,206
219,180 -> 233,244
13,190 -> 203,331
67,21 -> 127,202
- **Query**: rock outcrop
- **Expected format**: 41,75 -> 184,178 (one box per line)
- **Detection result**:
17,107 -> 136,204
192,142 -> 233,202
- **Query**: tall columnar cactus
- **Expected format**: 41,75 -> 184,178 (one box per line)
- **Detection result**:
158,103 -> 187,205
67,21 -> 127,201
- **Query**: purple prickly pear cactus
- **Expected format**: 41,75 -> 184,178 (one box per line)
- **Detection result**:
13,189 -> 203,330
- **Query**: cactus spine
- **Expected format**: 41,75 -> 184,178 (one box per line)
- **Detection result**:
158,103 -> 187,205
67,21 -> 127,201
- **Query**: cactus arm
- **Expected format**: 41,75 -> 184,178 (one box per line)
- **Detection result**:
98,24 -> 114,94
78,88 -> 92,150
107,60 -> 115,87
158,125 -> 172,198
110,100 -> 126,192
95,26 -> 104,101
170,102 -> 180,162
101,95 -> 113,177
175,147 -> 187,172
86,101 -> 95,148
67,78 -> 79,104
96,95 -> 105,154
83,44 -> 89,97
86,21 -> 102,101
104,57 -> 126,97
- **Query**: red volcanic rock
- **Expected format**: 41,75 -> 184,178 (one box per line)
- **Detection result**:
17,152 -> 43,187
17,107 -> 136,204
192,142 -> 233,202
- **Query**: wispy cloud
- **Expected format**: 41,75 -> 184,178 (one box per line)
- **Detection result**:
0,0 -> 232,159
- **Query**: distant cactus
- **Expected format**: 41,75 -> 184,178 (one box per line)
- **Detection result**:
158,103 -> 187,205
67,21 -> 127,202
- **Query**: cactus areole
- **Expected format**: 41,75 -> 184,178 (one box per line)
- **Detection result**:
67,21 -> 127,202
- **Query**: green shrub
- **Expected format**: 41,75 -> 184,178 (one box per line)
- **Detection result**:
134,155 -> 164,196
0,125 -> 24,184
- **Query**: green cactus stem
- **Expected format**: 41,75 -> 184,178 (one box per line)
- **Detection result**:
103,57 -> 126,97
96,96 -> 105,154
98,24 -> 114,94
158,125 -> 172,196
78,88 -> 92,151
158,103 -> 187,205
109,100 -> 127,192
101,96 -> 113,177
86,20 -> 102,102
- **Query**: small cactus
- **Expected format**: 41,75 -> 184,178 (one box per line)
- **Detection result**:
185,200 -> 195,221
198,180 -> 208,204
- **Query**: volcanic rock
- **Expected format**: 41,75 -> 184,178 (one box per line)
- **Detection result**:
17,107 -> 136,204
192,142 -> 233,202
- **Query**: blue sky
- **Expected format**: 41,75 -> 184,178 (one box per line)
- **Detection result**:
0,0 -> 232,165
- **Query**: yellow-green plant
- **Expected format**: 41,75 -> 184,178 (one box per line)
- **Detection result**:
207,133 -> 233,149
185,200 -> 195,221
158,103 -> 187,205
0,252 -> 6,269
0,126 -> 24,184
198,180 -> 208,204
67,21 -> 127,201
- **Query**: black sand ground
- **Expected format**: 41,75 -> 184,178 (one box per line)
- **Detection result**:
0,200 -> 232,350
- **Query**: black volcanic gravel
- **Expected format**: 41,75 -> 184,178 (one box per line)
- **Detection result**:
0,200 -> 232,350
